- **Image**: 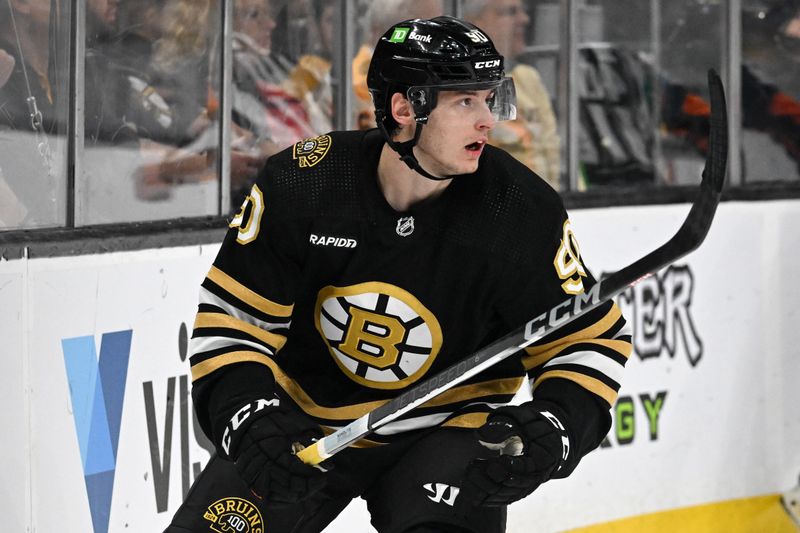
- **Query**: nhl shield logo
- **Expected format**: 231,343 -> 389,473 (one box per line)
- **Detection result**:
396,216 -> 414,237
293,135 -> 332,168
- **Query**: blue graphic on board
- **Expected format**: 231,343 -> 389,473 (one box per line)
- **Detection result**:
62,330 -> 132,533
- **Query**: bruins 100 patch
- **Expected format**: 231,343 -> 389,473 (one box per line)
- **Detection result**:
203,497 -> 264,533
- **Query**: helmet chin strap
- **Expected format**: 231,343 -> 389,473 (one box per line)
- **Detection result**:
376,115 -> 452,182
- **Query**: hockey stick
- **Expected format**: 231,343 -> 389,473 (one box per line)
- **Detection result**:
297,69 -> 728,466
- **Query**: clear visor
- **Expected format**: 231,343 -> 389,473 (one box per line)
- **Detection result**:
408,77 -> 517,122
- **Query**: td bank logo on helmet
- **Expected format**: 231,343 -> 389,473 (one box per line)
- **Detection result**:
389,27 -> 410,42
388,27 -> 432,43
409,32 -> 432,43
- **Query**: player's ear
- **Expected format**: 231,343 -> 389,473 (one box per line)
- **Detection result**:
390,92 -> 416,127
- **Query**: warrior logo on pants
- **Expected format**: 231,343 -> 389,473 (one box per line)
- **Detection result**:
203,497 -> 264,533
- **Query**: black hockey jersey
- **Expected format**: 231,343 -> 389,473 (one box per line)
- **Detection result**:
190,129 -> 632,449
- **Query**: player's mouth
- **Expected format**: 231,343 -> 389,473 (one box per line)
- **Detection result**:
465,140 -> 486,154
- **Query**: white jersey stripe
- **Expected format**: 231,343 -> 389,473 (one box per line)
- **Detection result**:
199,287 -> 291,332
543,349 -> 624,384
190,335 -> 275,358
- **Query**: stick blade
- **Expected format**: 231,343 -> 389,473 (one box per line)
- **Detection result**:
703,68 -> 728,194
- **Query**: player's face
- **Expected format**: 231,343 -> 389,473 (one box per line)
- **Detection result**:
413,88 -> 497,176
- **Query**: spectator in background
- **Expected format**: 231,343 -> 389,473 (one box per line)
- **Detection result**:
282,0 -> 335,134
126,0 -> 237,193
230,0 -> 341,206
149,0 -> 215,145
230,0 -> 320,207
352,0 -> 443,129
0,0 -> 56,133
232,0 -> 313,154
232,0 -> 335,144
0,0 -> 62,227
463,0 -> 561,189
84,0 -> 135,144
233,0 -> 294,90
108,0 -> 177,145
82,0 -> 199,203
311,0 -> 336,65
129,0 -> 263,205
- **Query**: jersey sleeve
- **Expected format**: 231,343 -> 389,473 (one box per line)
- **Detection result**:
496,205 -> 633,409
494,202 -> 632,464
189,161 -> 307,444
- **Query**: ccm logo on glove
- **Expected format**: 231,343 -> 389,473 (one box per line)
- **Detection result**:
221,396 -> 281,456
539,410 -> 570,468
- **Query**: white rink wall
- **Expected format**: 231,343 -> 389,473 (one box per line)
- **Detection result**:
1,200 -> 799,533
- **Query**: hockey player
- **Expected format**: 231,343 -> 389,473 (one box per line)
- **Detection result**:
166,16 -> 631,533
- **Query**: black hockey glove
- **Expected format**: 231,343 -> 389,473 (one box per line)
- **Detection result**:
221,396 -> 327,504
464,401 -> 572,507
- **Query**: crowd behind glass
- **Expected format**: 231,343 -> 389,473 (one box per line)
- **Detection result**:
1,0 -> 798,230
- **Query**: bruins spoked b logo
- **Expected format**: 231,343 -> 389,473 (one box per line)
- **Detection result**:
315,282 -> 443,389
203,497 -> 263,533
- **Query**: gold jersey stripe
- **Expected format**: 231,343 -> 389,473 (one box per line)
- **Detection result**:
522,304 -> 625,369
191,349 -> 387,417
192,350 -> 527,421
524,338 -> 632,371
533,370 -> 618,406
442,412 -> 490,429
194,312 -> 288,352
191,351 -> 274,381
207,266 -> 294,318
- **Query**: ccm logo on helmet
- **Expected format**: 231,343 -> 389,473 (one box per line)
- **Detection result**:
474,59 -> 501,69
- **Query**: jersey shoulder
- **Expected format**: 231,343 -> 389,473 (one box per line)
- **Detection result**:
256,130 -> 371,219
446,145 -> 566,264
482,144 -> 563,207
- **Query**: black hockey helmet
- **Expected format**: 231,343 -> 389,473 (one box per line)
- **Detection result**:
368,16 -> 516,127
367,16 -> 517,180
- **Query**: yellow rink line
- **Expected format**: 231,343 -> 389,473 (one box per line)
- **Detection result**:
566,494 -> 799,533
